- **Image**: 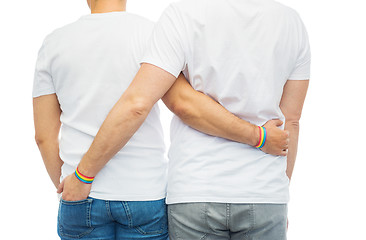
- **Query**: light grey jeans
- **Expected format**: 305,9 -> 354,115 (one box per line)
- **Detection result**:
168,203 -> 287,240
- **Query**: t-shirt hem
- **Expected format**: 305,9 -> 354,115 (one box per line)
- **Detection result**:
89,192 -> 167,201
166,195 -> 289,205
287,74 -> 310,80
32,89 -> 56,98
141,58 -> 180,78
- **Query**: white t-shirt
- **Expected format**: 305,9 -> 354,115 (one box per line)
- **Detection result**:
33,12 -> 167,201
142,0 -> 311,204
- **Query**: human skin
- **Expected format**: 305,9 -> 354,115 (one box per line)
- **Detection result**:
279,80 -> 309,180
33,94 -> 62,188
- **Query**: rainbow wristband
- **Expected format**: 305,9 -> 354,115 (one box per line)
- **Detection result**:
255,126 -> 267,149
75,167 -> 94,184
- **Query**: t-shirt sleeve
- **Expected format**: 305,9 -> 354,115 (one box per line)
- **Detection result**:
141,4 -> 187,78
288,19 -> 311,80
32,39 -> 55,98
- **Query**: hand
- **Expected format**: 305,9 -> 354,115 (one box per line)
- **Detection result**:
260,119 -> 289,156
57,173 -> 92,201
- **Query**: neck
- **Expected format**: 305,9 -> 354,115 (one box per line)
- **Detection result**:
90,0 -> 126,14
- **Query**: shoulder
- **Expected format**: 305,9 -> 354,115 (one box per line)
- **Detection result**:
270,1 -> 304,23
125,13 -> 155,30
123,13 -> 155,46
42,18 -> 82,46
158,0 -> 208,28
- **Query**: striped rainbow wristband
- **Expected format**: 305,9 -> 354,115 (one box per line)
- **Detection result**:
255,126 -> 267,149
75,167 -> 94,184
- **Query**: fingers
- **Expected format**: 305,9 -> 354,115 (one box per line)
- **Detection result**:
280,149 -> 288,156
265,119 -> 284,127
57,180 -> 65,194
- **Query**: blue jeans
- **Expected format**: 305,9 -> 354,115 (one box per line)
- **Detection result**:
168,203 -> 287,240
57,197 -> 169,240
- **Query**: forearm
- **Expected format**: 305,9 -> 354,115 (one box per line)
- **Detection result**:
280,80 -> 309,179
33,94 -> 62,188
175,99 -> 258,146
163,75 -> 259,146
77,96 -> 151,177
36,140 -> 63,188
284,120 -> 300,180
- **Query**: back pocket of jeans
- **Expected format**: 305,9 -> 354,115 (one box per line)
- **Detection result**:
58,198 -> 94,239
125,199 -> 168,236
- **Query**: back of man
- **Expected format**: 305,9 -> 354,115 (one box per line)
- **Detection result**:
34,12 -> 166,201
33,10 -> 169,239
142,0 -> 310,238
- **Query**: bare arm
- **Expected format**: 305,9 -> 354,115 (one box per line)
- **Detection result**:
33,94 -> 63,188
280,80 -> 309,180
162,74 -> 289,156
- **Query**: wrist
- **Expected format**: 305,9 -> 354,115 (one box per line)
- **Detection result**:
250,124 -> 260,147
77,155 -> 98,178
75,166 -> 95,184
255,126 -> 267,149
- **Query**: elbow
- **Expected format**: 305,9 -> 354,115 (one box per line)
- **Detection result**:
35,133 -> 58,147
34,135 -> 44,146
171,101 -> 198,122
34,134 -> 49,147
163,88 -> 201,122
126,97 -> 152,119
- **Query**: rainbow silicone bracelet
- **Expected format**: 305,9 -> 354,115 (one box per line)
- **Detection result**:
255,126 -> 267,149
75,167 -> 94,184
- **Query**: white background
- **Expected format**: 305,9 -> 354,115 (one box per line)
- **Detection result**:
0,0 -> 365,239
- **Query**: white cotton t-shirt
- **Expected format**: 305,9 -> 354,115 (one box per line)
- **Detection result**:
33,12 -> 167,201
142,0 -> 311,204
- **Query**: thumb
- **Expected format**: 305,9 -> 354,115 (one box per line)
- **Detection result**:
272,119 -> 283,127
57,180 -> 65,194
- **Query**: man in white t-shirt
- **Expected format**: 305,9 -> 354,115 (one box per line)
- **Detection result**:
33,1 -> 170,238
33,0 -> 290,239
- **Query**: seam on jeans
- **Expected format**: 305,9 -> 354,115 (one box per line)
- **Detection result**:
199,203 -> 209,240
226,203 -> 230,228
249,204 -> 255,232
87,199 -> 92,227
251,204 -> 256,230
135,226 -> 164,235
122,202 -> 133,228
244,204 -> 255,238
60,199 -> 92,205
204,203 -> 209,234
105,201 -> 115,221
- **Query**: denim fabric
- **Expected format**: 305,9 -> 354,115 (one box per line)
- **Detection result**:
168,203 -> 287,240
58,197 -> 168,240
